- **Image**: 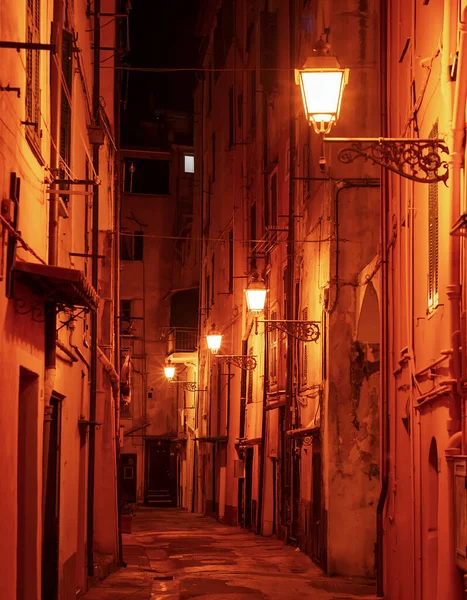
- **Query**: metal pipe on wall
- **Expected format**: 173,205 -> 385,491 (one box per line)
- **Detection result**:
376,0 -> 389,595
87,0 -> 101,578
43,0 -> 63,527
449,5 -> 467,451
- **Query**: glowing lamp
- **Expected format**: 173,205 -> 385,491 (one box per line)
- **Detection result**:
206,329 -> 222,354
295,56 -> 349,134
164,364 -> 175,380
245,280 -> 267,312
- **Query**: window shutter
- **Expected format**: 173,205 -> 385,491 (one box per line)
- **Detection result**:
428,123 -> 439,311
247,347 -> 254,403
260,12 -> 278,92
60,31 -> 73,201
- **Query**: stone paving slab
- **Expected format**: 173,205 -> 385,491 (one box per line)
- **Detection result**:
82,508 -> 376,600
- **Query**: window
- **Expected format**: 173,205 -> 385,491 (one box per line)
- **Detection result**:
120,300 -> 132,335
26,0 -> 41,154
251,70 -> 256,130
250,202 -> 257,254
205,273 -> 210,317
260,12 -> 278,92
428,123 -> 439,312
301,308 -> 308,387
247,347 -> 254,402
228,87 -> 234,147
121,231 -> 143,261
428,178 -> 439,311
207,64 -> 212,114
246,22 -> 254,54
237,92 -> 243,129
302,144 -> 311,197
269,310 -> 278,382
266,171 -> 278,234
60,31 -> 73,202
203,179 -> 212,234
211,133 -> 216,181
123,159 -> 170,194
211,253 -> 215,306
228,229 -> 234,293
184,154 -> 194,173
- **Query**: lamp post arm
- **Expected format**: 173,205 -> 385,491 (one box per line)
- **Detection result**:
323,137 -> 449,184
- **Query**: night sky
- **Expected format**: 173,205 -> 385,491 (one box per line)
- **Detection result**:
121,0 -> 201,145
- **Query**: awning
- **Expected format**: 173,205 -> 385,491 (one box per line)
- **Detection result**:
14,260 -> 99,310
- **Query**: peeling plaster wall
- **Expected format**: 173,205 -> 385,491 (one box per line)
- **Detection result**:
327,284 -> 380,576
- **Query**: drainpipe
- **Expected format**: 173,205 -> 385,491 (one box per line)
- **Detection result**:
256,309 -> 269,535
376,1 -> 389,596
87,0 -> 101,578
445,6 -> 467,600
284,0 -> 296,541
43,0 -> 63,522
448,6 -> 467,452
114,0 -> 124,565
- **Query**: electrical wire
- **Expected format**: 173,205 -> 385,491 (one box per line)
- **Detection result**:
118,230 -> 334,245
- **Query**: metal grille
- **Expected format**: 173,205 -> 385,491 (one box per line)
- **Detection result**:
247,347 -> 254,403
25,0 -> 41,149
428,123 -> 439,311
301,307 -> 308,386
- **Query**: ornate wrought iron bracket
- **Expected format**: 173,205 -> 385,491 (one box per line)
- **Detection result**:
214,355 -> 257,370
325,137 -> 449,184
256,319 -> 320,342
78,419 -> 102,432
14,297 -> 45,321
169,381 -> 198,392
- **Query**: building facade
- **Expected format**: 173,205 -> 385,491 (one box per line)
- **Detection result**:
187,0 -> 467,598
0,0 -> 122,598
193,0 -> 380,578
119,110 -> 199,509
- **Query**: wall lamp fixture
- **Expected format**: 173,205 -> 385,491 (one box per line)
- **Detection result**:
245,273 -> 267,313
213,355 -> 257,371
206,326 -> 222,354
295,53 -> 449,184
169,380 -> 198,392
255,319 -> 320,342
163,362 -> 176,380
205,327 -> 257,370
243,278 -> 321,342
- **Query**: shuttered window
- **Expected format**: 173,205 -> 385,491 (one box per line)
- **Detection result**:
247,347 -> 254,403
301,308 -> 308,386
228,87 -> 234,147
428,123 -> 439,312
228,229 -> 234,293
60,31 -> 73,202
269,310 -> 278,381
26,0 -> 41,152
260,12 -> 278,92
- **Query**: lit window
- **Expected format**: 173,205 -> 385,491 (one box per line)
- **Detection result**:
184,155 -> 195,173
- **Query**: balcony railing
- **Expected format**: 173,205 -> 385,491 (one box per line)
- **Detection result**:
166,327 -> 198,355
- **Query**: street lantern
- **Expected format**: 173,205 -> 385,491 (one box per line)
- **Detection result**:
206,328 -> 222,354
295,55 -> 349,134
245,279 -> 267,312
164,363 -> 175,380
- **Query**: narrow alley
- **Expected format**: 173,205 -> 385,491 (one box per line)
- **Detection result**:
83,508 -> 376,600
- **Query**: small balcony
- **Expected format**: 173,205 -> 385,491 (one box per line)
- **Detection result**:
166,327 -> 198,363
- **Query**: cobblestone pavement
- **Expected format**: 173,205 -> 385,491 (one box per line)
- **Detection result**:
82,507 -> 376,600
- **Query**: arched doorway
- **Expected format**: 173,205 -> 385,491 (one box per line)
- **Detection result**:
423,437 -> 439,599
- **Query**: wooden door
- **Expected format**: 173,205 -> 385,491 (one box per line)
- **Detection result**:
145,440 -> 176,506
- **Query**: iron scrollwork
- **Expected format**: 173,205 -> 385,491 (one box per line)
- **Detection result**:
337,138 -> 449,184
264,320 -> 320,342
216,355 -> 257,370
14,298 -> 45,321
170,381 -> 198,392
